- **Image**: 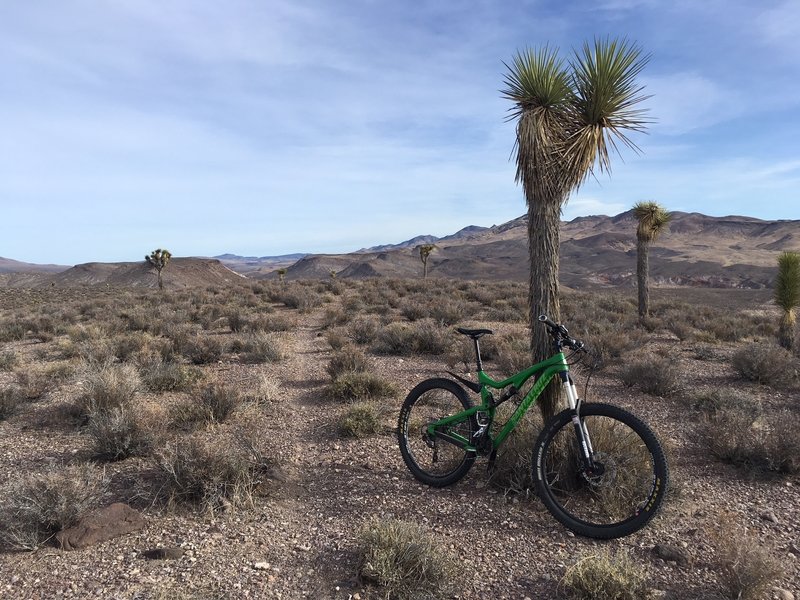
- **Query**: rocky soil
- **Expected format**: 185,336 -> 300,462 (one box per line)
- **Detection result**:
0,282 -> 797,599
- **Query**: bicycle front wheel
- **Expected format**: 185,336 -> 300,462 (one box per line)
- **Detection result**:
398,378 -> 477,487
533,402 -> 668,539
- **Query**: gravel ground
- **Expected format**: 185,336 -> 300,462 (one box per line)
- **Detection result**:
0,286 -> 798,600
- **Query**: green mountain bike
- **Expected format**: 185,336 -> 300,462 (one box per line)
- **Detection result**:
397,315 -> 668,539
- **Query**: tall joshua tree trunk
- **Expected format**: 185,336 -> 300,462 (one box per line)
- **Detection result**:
528,196 -> 564,423
637,236 -> 650,320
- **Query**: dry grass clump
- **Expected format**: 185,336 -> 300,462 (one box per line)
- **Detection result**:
358,518 -> 457,600
326,346 -> 369,380
87,405 -> 158,461
154,430 -> 273,512
328,372 -> 397,402
0,319 -> 27,342
731,342 -> 797,388
169,383 -> 248,430
710,512 -> 784,600
279,288 -> 322,311
339,402 -> 383,438
559,549 -> 648,600
347,316 -> 381,345
704,406 -> 800,475
0,464 -> 108,550
0,386 -> 23,420
138,356 -> 202,392
80,362 -> 141,414
183,335 -> 225,365
373,321 -> 452,356
0,350 -> 17,371
489,404 -> 542,493
617,355 -> 683,397
237,332 -> 287,364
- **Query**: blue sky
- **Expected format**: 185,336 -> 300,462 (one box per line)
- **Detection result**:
2,0 -> 799,265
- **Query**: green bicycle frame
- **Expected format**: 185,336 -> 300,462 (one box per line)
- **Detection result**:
427,352 -> 572,452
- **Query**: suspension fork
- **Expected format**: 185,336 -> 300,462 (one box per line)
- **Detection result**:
561,372 -> 596,471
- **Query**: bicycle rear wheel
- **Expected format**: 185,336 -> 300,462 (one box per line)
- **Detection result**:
533,402 -> 668,539
398,378 -> 477,487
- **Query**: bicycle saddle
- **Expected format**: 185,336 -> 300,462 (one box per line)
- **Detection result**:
456,327 -> 493,339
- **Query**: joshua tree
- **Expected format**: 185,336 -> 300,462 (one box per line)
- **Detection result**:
502,39 -> 649,421
145,248 -> 172,290
329,269 -> 337,280
418,244 -> 436,279
775,251 -> 800,350
633,201 -> 671,320
277,268 -> 287,284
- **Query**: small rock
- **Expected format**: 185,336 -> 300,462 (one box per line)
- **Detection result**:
142,547 -> 185,560
253,562 -> 270,570
774,588 -> 794,600
56,503 -> 145,551
761,511 -> 779,524
652,543 -> 690,566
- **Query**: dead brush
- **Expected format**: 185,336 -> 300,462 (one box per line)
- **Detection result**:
0,464 -> 108,550
169,383 -> 246,430
154,429 -> 274,513
358,518 -> 457,600
709,511 -> 784,600
87,404 -> 159,461
559,548 -> 648,600
79,362 -> 140,415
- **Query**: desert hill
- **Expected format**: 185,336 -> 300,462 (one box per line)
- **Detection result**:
264,211 -> 799,289
2,211 -> 799,289
0,258 -> 248,289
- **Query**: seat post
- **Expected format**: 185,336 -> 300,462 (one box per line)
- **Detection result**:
473,338 -> 484,372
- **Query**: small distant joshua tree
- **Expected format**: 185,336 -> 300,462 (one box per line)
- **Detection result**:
418,244 -> 436,279
329,269 -> 337,280
145,248 -> 172,290
277,268 -> 287,284
775,251 -> 800,350
633,201 -> 670,320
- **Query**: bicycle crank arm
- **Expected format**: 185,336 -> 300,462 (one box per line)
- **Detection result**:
432,430 -> 475,452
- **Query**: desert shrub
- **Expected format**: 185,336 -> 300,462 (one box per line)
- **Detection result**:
489,402 -> 542,493
183,335 -> 225,365
0,350 -> 18,371
238,332 -> 286,364
154,431 -> 272,512
80,363 -> 140,414
327,347 -> 369,380
584,328 -> 644,367
399,300 -> 430,322
339,402 -> 383,438
139,356 -> 201,392
710,512 -> 784,600
560,549 -> 648,600
408,320 -> 452,355
170,383 -> 245,429
280,288 -> 322,311
347,316 -> 381,345
245,374 -> 281,405
691,387 -> 760,418
0,319 -> 26,342
247,315 -> 293,333
328,372 -> 397,402
731,343 -> 797,387
705,408 -> 800,475
373,322 -> 414,355
486,301 -> 526,323
87,405 -> 157,461
226,309 -> 247,333
14,368 -> 53,400
0,386 -> 23,420
401,295 -> 475,326
113,331 -> 154,362
617,355 -> 682,397
358,518 -> 457,600
321,307 -> 349,329
491,335 -> 531,376
0,464 -> 108,550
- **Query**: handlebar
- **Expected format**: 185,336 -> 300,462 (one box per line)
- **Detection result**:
538,315 -> 586,352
